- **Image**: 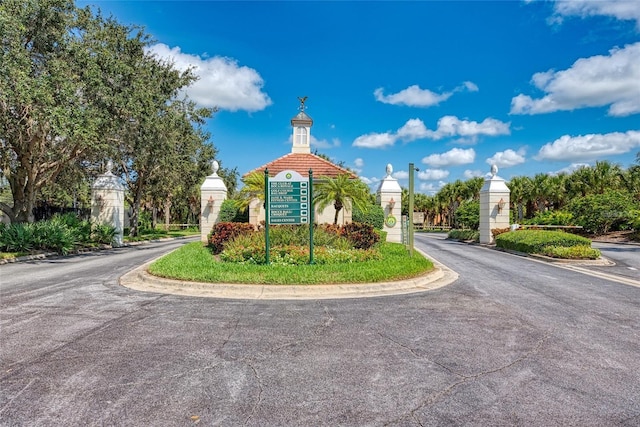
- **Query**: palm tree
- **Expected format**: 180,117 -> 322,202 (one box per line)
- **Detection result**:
507,176 -> 532,221
591,160 -> 623,194
313,173 -> 371,224
463,177 -> 484,201
235,171 -> 265,212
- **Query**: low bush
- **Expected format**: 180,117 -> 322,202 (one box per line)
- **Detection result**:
221,242 -> 380,265
539,245 -> 601,260
0,223 -> 34,252
495,230 -> 593,255
352,204 -> 385,230
340,222 -> 380,249
448,229 -> 479,242
208,222 -> 255,254
92,224 -> 117,245
0,215 -> 117,254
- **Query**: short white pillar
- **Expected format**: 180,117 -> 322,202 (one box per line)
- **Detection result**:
376,164 -> 402,243
200,160 -> 228,243
91,160 -> 125,247
480,165 -> 510,244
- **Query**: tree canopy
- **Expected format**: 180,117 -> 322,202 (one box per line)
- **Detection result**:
0,0 -> 230,231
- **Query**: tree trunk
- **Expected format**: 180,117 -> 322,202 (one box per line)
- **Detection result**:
129,182 -> 144,237
333,200 -> 343,225
164,198 -> 171,230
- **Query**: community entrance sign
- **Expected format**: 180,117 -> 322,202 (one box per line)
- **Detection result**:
268,170 -> 309,224
264,169 -> 315,264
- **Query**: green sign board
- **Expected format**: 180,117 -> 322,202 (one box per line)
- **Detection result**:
268,170 -> 309,225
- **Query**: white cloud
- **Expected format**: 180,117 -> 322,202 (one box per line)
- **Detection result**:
419,181 -> 447,194
352,132 -> 396,148
510,42 -> 640,117
422,148 -> 476,167
354,158 -> 364,168
486,148 -> 527,168
418,169 -> 450,180
374,85 -> 452,107
552,0 -> 640,29
463,169 -> 485,179
147,43 -> 272,112
374,81 -> 479,108
552,163 -> 592,175
397,118 -> 431,141
431,116 -> 511,140
360,176 -> 378,185
462,81 -> 479,92
311,136 -> 340,149
352,116 -> 509,148
392,170 -> 409,180
535,130 -> 640,161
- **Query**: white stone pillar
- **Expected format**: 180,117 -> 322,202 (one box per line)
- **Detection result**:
91,160 -> 125,247
480,165 -> 510,244
200,160 -> 228,243
376,164 -> 402,243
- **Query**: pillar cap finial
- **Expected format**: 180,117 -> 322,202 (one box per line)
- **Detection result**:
490,164 -> 498,178
386,163 -> 393,178
212,160 -> 219,176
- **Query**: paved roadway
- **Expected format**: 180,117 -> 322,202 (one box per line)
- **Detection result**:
1,236 -> 639,426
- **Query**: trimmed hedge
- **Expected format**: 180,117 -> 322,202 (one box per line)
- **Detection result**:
448,229 -> 479,242
495,230 -> 593,254
352,204 -> 385,230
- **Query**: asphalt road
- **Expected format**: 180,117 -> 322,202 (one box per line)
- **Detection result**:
1,236 -> 639,426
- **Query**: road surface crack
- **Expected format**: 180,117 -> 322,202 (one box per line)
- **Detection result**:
385,329 -> 553,426
243,359 -> 264,426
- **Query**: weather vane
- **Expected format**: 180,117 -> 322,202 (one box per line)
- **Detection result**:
297,96 -> 308,111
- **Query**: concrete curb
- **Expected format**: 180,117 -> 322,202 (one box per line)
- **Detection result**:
119,248 -> 459,300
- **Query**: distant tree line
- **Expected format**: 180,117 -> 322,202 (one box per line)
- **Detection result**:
404,159 -> 640,235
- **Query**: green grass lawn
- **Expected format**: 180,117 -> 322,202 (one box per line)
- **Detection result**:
149,242 -> 434,285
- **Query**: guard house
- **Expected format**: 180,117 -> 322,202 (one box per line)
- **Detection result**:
243,98 -> 357,226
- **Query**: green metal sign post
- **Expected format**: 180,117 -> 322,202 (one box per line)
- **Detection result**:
308,169 -> 314,264
264,169 -> 270,264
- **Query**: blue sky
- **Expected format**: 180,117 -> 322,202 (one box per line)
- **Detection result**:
79,0 -> 640,194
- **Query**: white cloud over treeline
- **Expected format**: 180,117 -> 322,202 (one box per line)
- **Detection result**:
147,43 -> 272,112
535,130 -> 640,161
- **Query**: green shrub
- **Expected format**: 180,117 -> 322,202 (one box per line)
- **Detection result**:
208,222 -> 255,254
567,190 -> 638,234
92,224 -> 117,245
352,204 -> 385,230
33,221 -> 75,254
221,241 -> 381,265
218,199 -> 240,223
539,245 -> 601,260
455,200 -> 479,230
523,210 -> 574,226
495,230 -> 593,254
448,229 -> 479,242
0,223 -> 34,252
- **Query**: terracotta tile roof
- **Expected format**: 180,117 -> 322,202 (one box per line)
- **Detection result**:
244,153 -> 357,179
